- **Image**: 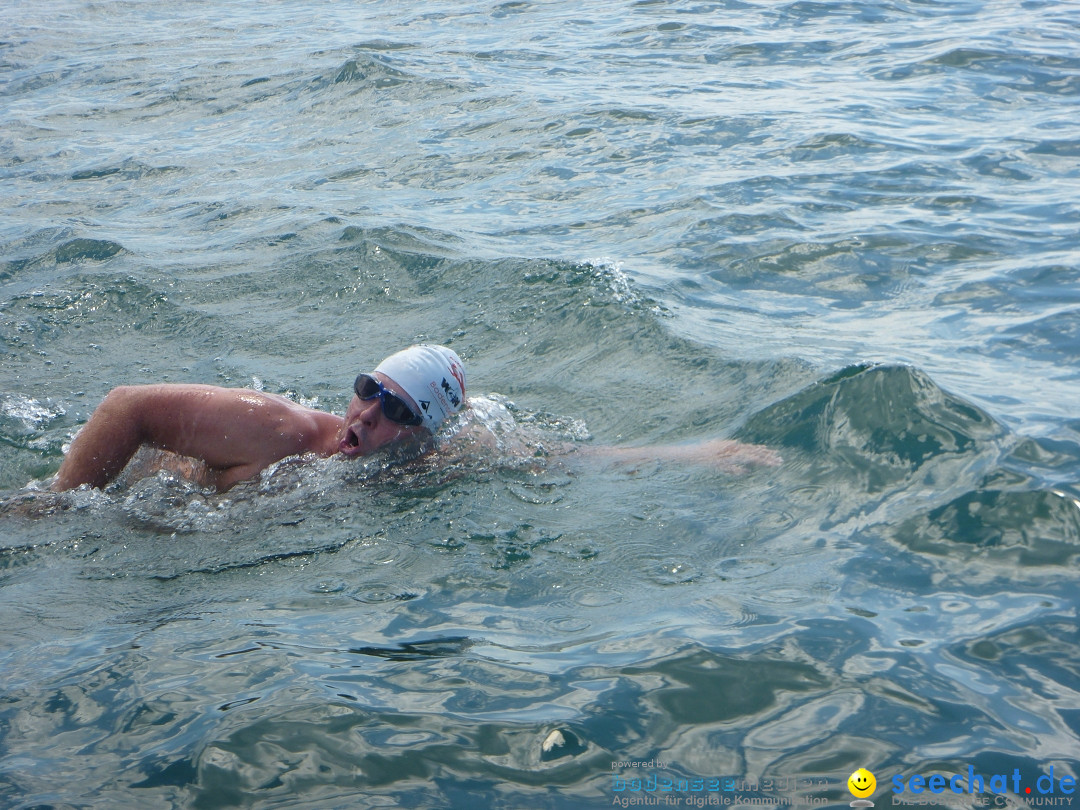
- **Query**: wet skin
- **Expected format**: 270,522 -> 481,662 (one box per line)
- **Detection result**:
336,373 -> 428,458
52,372 -> 429,492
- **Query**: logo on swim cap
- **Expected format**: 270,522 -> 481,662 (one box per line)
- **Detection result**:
441,377 -> 461,408
374,344 -> 466,432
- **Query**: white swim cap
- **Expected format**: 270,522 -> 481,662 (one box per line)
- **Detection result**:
374,344 -> 467,432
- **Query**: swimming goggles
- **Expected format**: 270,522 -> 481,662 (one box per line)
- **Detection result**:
353,374 -> 423,427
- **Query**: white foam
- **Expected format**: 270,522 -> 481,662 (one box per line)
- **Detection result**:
583,256 -> 638,305
1,394 -> 65,430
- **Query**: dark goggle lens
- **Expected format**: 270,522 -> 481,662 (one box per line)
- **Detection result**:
354,374 -> 422,426
354,374 -> 380,399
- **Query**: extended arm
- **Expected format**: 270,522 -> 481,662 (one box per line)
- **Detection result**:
53,384 -> 341,491
575,438 -> 781,474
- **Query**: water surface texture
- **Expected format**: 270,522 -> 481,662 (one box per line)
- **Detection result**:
2,2 -> 1079,808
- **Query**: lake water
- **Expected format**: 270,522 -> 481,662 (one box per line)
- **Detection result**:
2,1 -> 1079,808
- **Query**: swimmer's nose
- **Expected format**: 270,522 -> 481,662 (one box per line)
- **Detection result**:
358,397 -> 381,426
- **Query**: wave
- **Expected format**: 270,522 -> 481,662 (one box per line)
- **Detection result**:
2,226 -> 1074,600
737,362 -> 1080,588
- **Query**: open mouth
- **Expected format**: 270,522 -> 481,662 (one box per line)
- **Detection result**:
338,424 -> 363,456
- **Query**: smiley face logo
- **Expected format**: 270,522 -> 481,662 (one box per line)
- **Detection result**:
848,768 -> 876,798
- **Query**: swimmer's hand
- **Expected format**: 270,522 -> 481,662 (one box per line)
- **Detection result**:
576,438 -> 782,474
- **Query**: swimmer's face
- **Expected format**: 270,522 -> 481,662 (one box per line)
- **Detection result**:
337,373 -> 428,457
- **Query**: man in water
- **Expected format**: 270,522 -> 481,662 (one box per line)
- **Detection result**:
53,344 -> 466,492
52,342 -> 779,492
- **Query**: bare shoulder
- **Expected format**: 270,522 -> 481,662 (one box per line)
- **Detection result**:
132,384 -> 342,466
129,384 -> 323,421
53,383 -> 342,492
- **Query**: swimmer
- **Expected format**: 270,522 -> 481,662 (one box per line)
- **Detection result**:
52,344 -> 466,492
51,343 -> 780,493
